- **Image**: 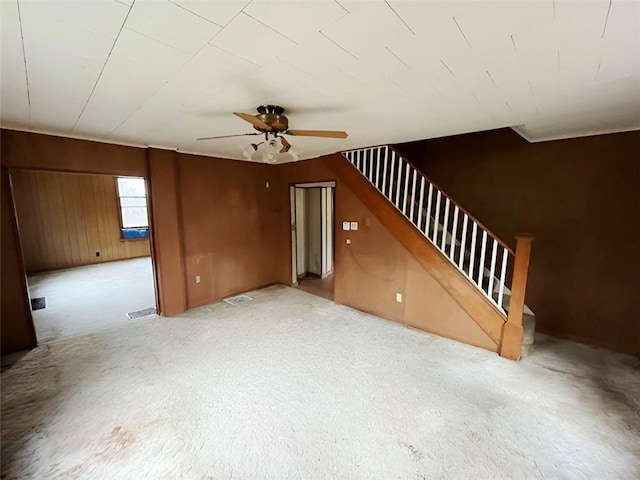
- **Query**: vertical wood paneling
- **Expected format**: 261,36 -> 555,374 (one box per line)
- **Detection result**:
10,170 -> 150,273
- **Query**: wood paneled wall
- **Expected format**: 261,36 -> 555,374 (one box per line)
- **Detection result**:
178,153 -> 282,308
395,128 -> 640,355
11,170 -> 150,274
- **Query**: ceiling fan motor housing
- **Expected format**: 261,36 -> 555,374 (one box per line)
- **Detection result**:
255,105 -> 288,133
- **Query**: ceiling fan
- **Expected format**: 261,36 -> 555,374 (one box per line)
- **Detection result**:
196,105 -> 348,161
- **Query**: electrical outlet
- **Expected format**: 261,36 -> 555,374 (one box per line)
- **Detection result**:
195,275 -> 201,284
95,251 -> 100,257
346,239 -> 351,245
396,292 -> 403,303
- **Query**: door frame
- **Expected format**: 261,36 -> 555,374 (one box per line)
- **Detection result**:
289,181 -> 336,286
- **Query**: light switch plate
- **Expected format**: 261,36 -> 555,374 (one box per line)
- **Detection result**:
350,221 -> 358,231
396,292 -> 402,303
342,221 -> 351,231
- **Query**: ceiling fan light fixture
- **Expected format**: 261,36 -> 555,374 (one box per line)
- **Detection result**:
241,134 -> 299,163
241,143 -> 259,160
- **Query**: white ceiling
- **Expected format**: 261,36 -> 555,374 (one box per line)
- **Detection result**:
1,0 -> 639,161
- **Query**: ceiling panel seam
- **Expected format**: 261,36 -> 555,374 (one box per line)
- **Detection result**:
440,60 -> 456,78
333,0 -> 349,14
383,0 -> 415,35
486,71 -> 498,89
72,0 -> 135,131
319,31 -> 358,60
452,16 -> 472,48
16,0 -> 31,125
385,46 -> 411,70
124,26 -> 188,53
167,0 -> 223,28
510,35 -> 521,63
239,11 -> 298,45
601,0 -> 612,38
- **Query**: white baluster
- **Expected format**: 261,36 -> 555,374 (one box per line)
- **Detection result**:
424,183 -> 433,237
369,149 -> 375,183
433,190 -> 441,244
458,214 -> 468,269
417,177 -> 425,229
449,205 -> 459,261
497,248 -> 509,311
477,230 -> 488,290
409,168 -> 417,221
440,197 -> 450,251
382,147 -> 389,196
395,153 -> 403,208
488,239 -> 498,298
388,151 -> 396,203
375,147 -> 382,190
402,162 -> 410,215
468,222 -> 477,279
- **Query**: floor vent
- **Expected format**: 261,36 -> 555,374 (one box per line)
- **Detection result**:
31,297 -> 46,311
223,294 -> 253,306
126,307 -> 156,319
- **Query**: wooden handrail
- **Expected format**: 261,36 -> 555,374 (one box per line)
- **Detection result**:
499,233 -> 534,360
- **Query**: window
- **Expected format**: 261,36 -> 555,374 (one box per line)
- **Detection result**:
116,177 -> 149,239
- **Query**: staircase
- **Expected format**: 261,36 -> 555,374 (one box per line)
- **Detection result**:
341,145 -> 535,359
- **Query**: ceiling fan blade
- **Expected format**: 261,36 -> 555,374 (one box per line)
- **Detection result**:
286,129 -> 348,139
233,112 -> 273,131
196,132 -> 261,141
280,136 -> 291,153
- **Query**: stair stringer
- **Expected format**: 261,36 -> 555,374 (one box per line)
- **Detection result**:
325,153 -> 507,347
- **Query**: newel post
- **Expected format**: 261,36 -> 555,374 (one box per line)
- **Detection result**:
499,233 -> 534,361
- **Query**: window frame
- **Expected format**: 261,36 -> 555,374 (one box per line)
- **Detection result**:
115,176 -> 150,241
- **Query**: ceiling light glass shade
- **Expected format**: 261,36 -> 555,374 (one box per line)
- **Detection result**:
242,136 -> 299,163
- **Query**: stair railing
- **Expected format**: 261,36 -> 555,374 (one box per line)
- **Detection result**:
342,145 -> 518,316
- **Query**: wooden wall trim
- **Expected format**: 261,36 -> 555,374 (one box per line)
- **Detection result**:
324,153 -> 507,345
148,148 -> 187,316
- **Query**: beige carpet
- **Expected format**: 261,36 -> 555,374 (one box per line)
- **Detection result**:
28,257 -> 156,343
2,285 -> 638,479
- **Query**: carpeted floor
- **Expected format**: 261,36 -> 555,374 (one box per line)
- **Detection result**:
2,285 -> 638,479
27,257 -> 156,343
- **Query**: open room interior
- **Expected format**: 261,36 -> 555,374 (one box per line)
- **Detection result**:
1,1 -> 639,479
9,169 -> 156,343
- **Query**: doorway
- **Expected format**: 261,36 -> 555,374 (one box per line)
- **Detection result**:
9,170 -> 157,343
290,182 -> 335,301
